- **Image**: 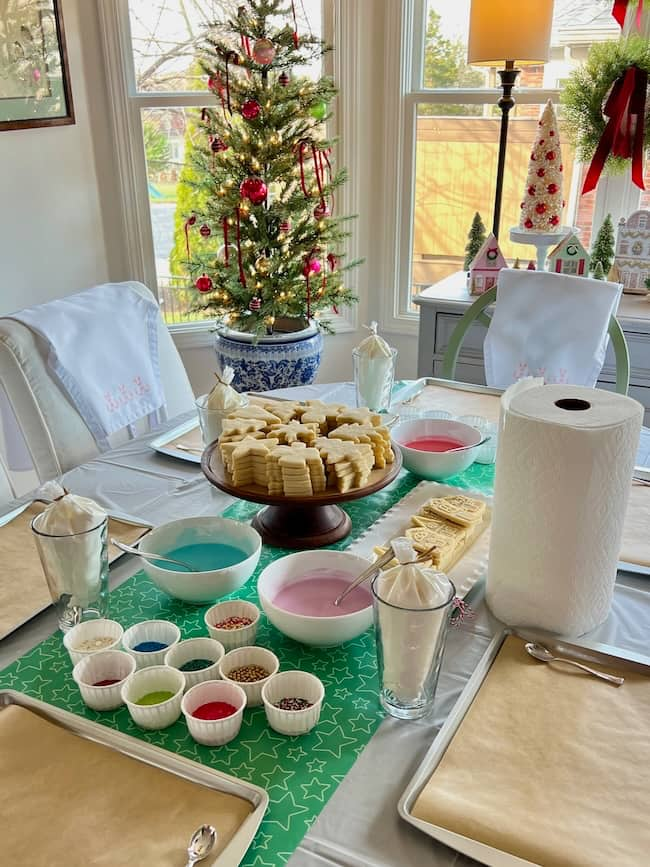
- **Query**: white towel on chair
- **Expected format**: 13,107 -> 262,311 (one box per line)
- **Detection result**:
484,269 -> 622,389
9,283 -> 166,448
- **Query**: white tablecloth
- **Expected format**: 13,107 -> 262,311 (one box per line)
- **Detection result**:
1,382 -> 649,867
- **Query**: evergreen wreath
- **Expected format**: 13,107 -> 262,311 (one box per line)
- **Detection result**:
562,36 -> 650,173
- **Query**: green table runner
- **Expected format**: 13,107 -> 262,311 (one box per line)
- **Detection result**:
0,464 -> 494,866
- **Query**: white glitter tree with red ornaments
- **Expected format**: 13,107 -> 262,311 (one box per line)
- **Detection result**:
519,100 -> 564,233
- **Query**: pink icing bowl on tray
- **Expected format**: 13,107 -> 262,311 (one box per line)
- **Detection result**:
391,418 -> 484,481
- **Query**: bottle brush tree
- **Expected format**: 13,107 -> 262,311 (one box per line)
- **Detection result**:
590,214 -> 615,277
463,212 -> 486,270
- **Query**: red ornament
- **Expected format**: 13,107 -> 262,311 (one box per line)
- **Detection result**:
527,261 -> 536,270
195,274 -> 213,293
530,152 -> 537,160
549,130 -> 555,136
279,219 -> 291,233
547,183 -> 558,194
239,177 -> 268,204
559,164 -> 564,172
527,185 -> 536,196
539,140 -> 545,146
314,202 -> 331,219
252,38 -> 276,65
303,258 -> 322,277
241,100 -> 261,120
549,215 -> 560,226
535,203 -> 547,215
536,167 -> 546,177
187,215 -> 197,226
524,218 -> 534,229
545,150 -> 556,161
199,224 -> 211,237
520,202 -> 525,209
279,71 -> 290,87
249,296 -> 262,311
210,137 -> 228,153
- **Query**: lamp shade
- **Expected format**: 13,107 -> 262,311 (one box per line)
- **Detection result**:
468,0 -> 554,66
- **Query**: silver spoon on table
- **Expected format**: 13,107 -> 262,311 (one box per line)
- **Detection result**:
524,642 -> 624,686
186,824 -> 217,867
110,538 -> 195,572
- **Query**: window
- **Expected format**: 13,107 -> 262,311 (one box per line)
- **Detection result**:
100,0 -> 357,334
380,0 -> 646,333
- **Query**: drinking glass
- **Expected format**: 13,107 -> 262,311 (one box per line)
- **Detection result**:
31,515 -> 109,632
353,347 -> 398,412
372,573 -> 455,719
195,393 -> 249,445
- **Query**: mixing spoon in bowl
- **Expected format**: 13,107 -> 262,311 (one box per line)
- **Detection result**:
524,642 -> 624,686
334,544 -> 439,607
110,538 -> 195,572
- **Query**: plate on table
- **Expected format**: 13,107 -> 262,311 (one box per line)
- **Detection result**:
345,481 -> 492,599
150,417 -> 204,464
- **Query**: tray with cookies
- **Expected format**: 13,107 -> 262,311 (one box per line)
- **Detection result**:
346,482 -> 492,598
202,396 -> 402,549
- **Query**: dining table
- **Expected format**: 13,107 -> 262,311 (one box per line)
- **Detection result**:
1,378 -> 649,867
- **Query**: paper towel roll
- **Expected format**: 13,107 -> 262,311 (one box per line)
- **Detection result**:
486,382 -> 643,636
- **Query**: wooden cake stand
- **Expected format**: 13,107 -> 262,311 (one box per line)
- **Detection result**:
202,443 -> 402,549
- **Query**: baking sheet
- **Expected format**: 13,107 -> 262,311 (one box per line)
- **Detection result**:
398,629 -> 650,867
346,481 -> 491,598
0,690 -> 268,867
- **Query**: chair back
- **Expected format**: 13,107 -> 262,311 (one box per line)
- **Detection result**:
0,283 -> 195,481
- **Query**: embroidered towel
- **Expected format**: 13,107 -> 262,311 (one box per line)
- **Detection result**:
484,269 -> 622,389
9,283 -> 165,447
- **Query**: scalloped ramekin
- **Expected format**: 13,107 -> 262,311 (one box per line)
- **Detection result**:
182,680 -> 247,746
72,650 -> 136,711
121,665 -> 185,730
204,600 -> 260,650
219,645 -> 279,708
261,670 -> 324,735
122,620 -> 181,669
164,637 -> 225,690
63,619 -> 124,666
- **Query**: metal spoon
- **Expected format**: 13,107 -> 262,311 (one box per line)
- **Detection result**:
446,435 -> 491,453
176,443 -> 205,453
110,538 -> 195,572
334,544 -> 439,607
186,824 -> 217,867
524,642 -> 624,686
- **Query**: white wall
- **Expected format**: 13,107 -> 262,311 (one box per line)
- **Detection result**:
0,0 -> 127,315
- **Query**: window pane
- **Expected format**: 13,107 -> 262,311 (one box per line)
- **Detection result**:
129,0 -> 322,93
422,0 -> 618,90
410,104 -> 597,303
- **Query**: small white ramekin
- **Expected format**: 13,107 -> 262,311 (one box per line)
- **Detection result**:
72,650 -> 136,711
122,620 -> 181,669
219,646 -> 279,708
63,619 -> 124,666
164,637 -> 225,690
181,680 -> 247,746
204,600 -> 260,650
261,670 -> 325,735
121,665 -> 185,730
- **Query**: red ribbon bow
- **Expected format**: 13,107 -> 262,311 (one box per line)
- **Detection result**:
582,64 -> 647,195
612,0 -> 644,29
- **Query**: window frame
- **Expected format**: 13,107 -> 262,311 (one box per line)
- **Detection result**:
378,0 -> 643,337
98,0 -> 360,346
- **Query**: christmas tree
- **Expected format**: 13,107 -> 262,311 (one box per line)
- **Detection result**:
463,212 -> 486,270
184,1 -> 360,335
590,214 -> 615,277
592,261 -> 605,280
519,100 -> 564,233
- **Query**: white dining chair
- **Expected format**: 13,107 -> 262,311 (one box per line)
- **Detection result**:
0,449 -> 14,510
0,282 -> 195,482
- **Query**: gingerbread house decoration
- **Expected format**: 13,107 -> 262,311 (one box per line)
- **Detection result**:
468,233 -> 507,296
547,232 -> 589,276
613,210 -> 650,294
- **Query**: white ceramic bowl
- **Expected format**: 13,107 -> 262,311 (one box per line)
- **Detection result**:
139,517 -> 262,603
182,680 -> 247,746
257,550 -> 374,647
121,665 -> 185,730
164,637 -> 225,690
262,671 -> 324,736
122,620 -> 181,669
204,600 -> 260,650
219,646 -> 279,708
391,418 -> 483,481
72,650 -> 136,711
63,619 -> 124,666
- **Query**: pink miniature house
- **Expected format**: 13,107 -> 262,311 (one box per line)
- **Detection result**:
468,233 -> 507,296
547,232 -> 590,277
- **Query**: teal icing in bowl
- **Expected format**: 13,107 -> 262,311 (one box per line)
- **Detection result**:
157,542 -> 247,572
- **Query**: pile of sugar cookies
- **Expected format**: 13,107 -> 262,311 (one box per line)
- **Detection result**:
218,398 -> 394,496
374,494 -> 488,572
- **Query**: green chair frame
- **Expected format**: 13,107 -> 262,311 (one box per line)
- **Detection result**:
440,284 -> 630,395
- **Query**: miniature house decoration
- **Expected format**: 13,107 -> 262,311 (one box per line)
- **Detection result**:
547,232 -> 590,276
613,210 -> 650,294
468,233 -> 507,295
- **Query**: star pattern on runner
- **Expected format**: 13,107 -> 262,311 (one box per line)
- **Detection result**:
306,757 -> 327,774
300,777 -> 331,802
347,713 -> 375,734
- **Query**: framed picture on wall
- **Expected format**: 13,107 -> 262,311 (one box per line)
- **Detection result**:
0,0 -> 74,131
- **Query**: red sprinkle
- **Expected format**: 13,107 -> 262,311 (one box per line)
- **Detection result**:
93,678 -> 120,687
213,616 -> 254,630
192,701 -> 237,720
